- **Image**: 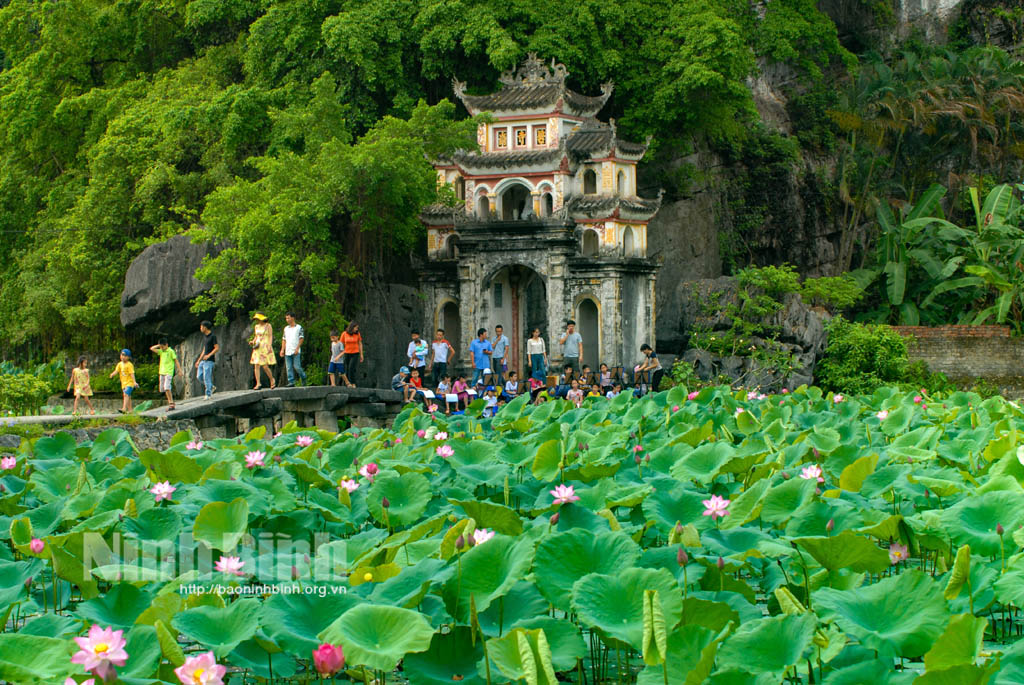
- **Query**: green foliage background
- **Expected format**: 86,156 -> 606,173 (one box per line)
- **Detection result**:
0,0 -> 851,354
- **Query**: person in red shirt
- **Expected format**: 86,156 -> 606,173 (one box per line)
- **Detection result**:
340,322 -> 364,387
404,367 -> 424,403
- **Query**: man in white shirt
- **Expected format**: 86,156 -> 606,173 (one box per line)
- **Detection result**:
428,328 -> 455,386
407,331 -> 428,372
280,312 -> 307,387
491,324 -> 510,381
559,320 -> 583,374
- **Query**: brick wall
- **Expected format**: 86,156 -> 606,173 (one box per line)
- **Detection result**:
891,325 -> 1024,381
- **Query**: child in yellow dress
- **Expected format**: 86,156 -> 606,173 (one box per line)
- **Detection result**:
109,349 -> 138,413
66,356 -> 96,415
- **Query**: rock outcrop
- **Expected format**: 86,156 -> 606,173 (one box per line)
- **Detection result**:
675,276 -> 829,391
120,235 -> 222,334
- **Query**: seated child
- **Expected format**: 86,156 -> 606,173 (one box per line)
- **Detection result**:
484,386 -> 499,416
599,363 -> 613,390
503,371 -> 519,401
452,374 -> 470,411
588,383 -> 603,398
566,379 -> 584,408
606,381 -> 623,398
403,367 -> 424,403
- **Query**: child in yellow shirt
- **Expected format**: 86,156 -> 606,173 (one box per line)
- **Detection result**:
109,348 -> 138,413
66,356 -> 96,415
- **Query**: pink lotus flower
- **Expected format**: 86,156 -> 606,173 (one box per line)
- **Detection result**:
733,408 -> 745,417
702,494 -> 730,520
800,464 -> 824,482
889,542 -> 909,564
416,429 -> 426,438
0,456 -> 15,470
687,391 -> 699,400
150,481 -> 176,502
747,390 -> 758,400
273,431 -> 282,438
672,405 -> 680,412
472,528 -> 495,545
174,651 -> 226,685
913,395 -> 922,404
436,431 -> 449,441
833,394 -> 844,403
633,445 -> 644,453
782,388 -> 789,394
922,403 -> 927,410
394,437 -> 402,444
757,393 -> 767,400
244,451 -> 265,469
436,445 -> 454,458
186,440 -> 203,450
550,484 -> 580,505
312,643 -> 345,676
427,404 -> 438,413
339,478 -> 359,493
296,435 -> 314,447
71,625 -> 128,674
29,538 -> 45,554
875,410 -> 889,420
215,556 -> 245,576
359,463 -> 379,481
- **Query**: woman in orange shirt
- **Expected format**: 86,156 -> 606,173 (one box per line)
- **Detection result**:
340,321 -> 364,387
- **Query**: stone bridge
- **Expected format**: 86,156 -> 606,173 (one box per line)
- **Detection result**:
140,386 -> 406,437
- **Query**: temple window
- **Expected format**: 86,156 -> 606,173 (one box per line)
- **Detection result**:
542,192 -> 553,217
583,169 -> 597,195
623,226 -> 636,256
582,229 -> 599,257
455,177 -> 465,200
535,126 -> 547,146
477,195 -> 490,218
514,127 -> 527,147
495,129 -> 508,149
616,170 -> 626,195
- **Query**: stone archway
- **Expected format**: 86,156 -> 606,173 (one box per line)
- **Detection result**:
486,265 -> 547,377
500,183 -> 532,220
577,297 -> 599,370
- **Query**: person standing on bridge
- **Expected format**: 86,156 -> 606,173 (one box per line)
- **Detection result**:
491,324 -> 509,382
340,321 -> 363,387
428,328 -> 455,387
195,320 -> 219,399
407,331 -> 428,375
249,312 -> 276,390
470,328 -> 493,386
150,338 -> 184,410
559,320 -> 583,375
280,312 -> 307,387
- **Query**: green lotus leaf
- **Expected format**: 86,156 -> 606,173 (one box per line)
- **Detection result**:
118,625 -> 162,679
75,582 -> 152,629
718,479 -> 770,530
259,590 -> 363,657
121,506 -> 182,541
669,442 -> 737,484
370,558 -> 451,608
717,613 -> 816,675
227,639 -> 298,679
942,491 -> 1024,556
0,558 -> 41,608
641,482 -> 709,534
192,497 -> 249,552
318,603 -> 435,671
483,627 -> 557,685
815,570 -> 950,658
511,617 -> 587,672
914,662 -> 1000,685
478,581 -> 548,637
923,613 -> 987,672
32,433 -> 77,460
760,478 -> 816,525
171,598 -> 262,657
451,498 -> 524,535
571,567 -> 682,650
139,448 -> 204,484
400,626 -> 486,685
16,613 -> 81,638
0,634 -> 76,683
794,531 -> 892,573
533,528 -> 641,611
444,534 -> 534,622
366,471 -> 432,527
637,624 -> 718,685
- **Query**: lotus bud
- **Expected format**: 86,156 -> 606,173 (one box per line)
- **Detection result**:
313,644 -> 345,676
998,523 -> 1005,536
630,431 -> 636,439
66,484 -> 71,491
781,471 -> 790,480
304,553 -> 311,564
455,535 -> 465,550
812,447 -> 820,458
316,449 -> 323,459
675,522 -> 684,535
381,497 -> 390,509
0,484 -> 5,493
273,454 -> 282,463
925,489 -> 930,498
644,454 -> 650,463
826,518 -> 834,533
550,512 -> 560,526
291,565 -> 300,580
815,488 -> 822,496
717,556 -> 725,570
465,533 -> 475,547
366,463 -> 379,475
634,454 -> 642,465
353,458 -> 359,466
29,538 -> 44,554
677,548 -> 688,566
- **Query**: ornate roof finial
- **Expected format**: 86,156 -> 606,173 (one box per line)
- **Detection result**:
498,53 -> 569,87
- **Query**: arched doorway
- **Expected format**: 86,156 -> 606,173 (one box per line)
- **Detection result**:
623,226 -> 636,257
500,183 -> 531,220
583,169 -> 597,195
439,301 -> 461,364
486,265 -> 547,377
445,235 -> 459,259
582,230 -> 599,257
542,193 -> 553,217
577,298 -> 599,371
616,170 -> 626,195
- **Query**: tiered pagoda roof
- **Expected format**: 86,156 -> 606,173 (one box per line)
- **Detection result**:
453,54 -> 612,118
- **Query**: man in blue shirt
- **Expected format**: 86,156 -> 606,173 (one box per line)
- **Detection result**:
469,328 -> 493,386
491,324 -> 510,382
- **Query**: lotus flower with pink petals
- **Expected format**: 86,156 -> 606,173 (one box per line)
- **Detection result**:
417,429 -> 426,438
244,451 -> 265,469
296,435 -> 314,447
914,395 -> 923,404
472,528 -> 495,545
186,440 -> 203,450
889,542 -> 909,564
0,456 -> 15,470
427,404 -> 439,413
687,391 -> 699,400
149,481 -> 176,502
702,494 -> 730,520
833,394 -> 844,403
312,644 -> 345,676
436,431 -> 449,440
800,464 -> 824,482
734,408 -> 745,417
672,405 -> 680,412
174,651 -> 226,685
29,538 -> 45,554
876,410 -> 889,420
436,445 -> 454,458
339,478 -> 359,493
359,463 -> 379,481
214,556 -> 245,576
71,625 -> 128,675
550,484 -> 580,505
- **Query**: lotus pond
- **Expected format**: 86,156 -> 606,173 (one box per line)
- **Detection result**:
3,385 -> 1024,684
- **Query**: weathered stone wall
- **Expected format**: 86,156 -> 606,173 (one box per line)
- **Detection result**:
0,419 -> 201,452
892,325 -> 1024,386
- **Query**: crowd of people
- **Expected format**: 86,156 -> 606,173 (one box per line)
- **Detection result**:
71,312 -> 663,415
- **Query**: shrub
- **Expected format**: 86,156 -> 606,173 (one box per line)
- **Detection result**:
800,275 -> 864,311
814,317 -> 909,394
0,374 -> 55,414
660,358 -> 701,391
